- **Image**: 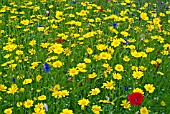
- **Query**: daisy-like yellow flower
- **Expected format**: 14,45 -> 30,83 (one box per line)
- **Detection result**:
101,80 -> 115,90
140,107 -> 149,114
123,56 -> 130,62
133,88 -> 144,95
140,12 -> 149,20
115,64 -> 124,72
0,84 -> 7,91
36,75 -> 42,82
111,39 -> 121,47
161,101 -> 166,106
112,73 -> 122,80
20,19 -> 29,25
68,67 -> 79,76
91,105 -> 102,114
89,88 -> 100,96
38,95 -> 46,100
78,98 -> 90,110
60,108 -> 73,114
88,72 -> 97,79
132,70 -> 144,79
4,108 -> 13,114
53,60 -> 63,68
23,79 -> 32,85
29,40 -> 36,46
120,100 -> 131,109
144,84 -> 155,93
24,99 -> 34,108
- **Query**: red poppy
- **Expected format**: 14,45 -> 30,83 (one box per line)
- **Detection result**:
128,92 -> 143,106
106,0 -> 110,2
99,6 -> 103,12
56,39 -> 65,43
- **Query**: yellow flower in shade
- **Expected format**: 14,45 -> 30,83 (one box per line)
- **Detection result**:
38,95 -> 46,100
64,48 -> 71,56
123,56 -> 130,62
112,73 -> 122,80
24,99 -> 34,108
120,100 -> 131,109
78,98 -> 90,110
92,105 -> 102,114
53,60 -> 63,68
29,40 -> 36,46
4,108 -> 12,114
140,12 -> 149,20
0,84 -> 7,91
89,88 -> 100,96
161,101 -> 166,106
20,19 -> 29,25
144,84 -> 155,93
60,109 -> 73,114
115,64 -> 124,72
140,107 -> 149,114
101,80 -> 115,90
17,102 -> 23,107
93,54 -> 101,61
107,47 -> 114,55
68,67 -> 79,76
36,75 -> 42,82
19,88 -> 25,92
133,88 -> 144,95
23,79 -> 32,85
132,71 -> 144,79
88,72 -> 97,79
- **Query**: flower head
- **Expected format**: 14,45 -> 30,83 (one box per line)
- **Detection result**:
44,63 -> 50,72
128,92 -> 143,106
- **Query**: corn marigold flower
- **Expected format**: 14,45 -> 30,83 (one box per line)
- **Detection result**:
120,100 -> 131,109
115,64 -> 124,72
92,105 -> 102,114
4,108 -> 13,114
78,98 -> 90,110
24,99 -> 34,108
128,92 -> 143,106
161,101 -> 166,106
101,80 -> 115,90
60,108 -> 73,114
140,107 -> 150,114
38,95 -> 47,100
144,84 -> 155,93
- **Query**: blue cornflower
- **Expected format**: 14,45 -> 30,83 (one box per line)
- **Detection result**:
44,63 -> 50,72
17,8 -> 21,12
12,78 -> 16,82
123,38 -> 129,45
124,86 -> 128,91
72,0 -> 77,4
112,22 -> 118,28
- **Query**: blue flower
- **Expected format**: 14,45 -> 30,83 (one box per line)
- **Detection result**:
124,86 -> 128,91
72,0 -> 77,4
12,78 -> 16,82
123,38 -> 129,45
112,22 -> 118,28
44,63 -> 50,72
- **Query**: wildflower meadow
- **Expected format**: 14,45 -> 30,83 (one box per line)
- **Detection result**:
0,0 -> 170,114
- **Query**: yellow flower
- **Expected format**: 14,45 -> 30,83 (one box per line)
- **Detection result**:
144,84 -> 155,93
78,98 -> 90,110
133,88 -> 144,95
24,99 -> 34,108
140,107 -> 149,114
29,40 -> 36,46
7,84 -> 18,94
4,108 -> 13,114
120,31 -> 129,37
23,79 -> 32,85
38,95 -> 46,100
36,75 -> 42,82
19,88 -> 25,92
68,67 -> 79,76
132,71 -> 144,79
88,72 -> 97,79
89,88 -> 100,96
115,64 -> 124,72
53,60 -> 63,68
161,101 -> 166,106
113,73 -> 122,80
20,19 -> 29,25
96,44 -> 108,51
111,39 -> 121,47
146,47 -> 154,53
101,80 -> 115,90
87,48 -> 93,54
0,84 -> 7,91
140,12 -> 149,20
92,105 -> 102,114
16,50 -> 23,55
99,52 -> 111,60
61,90 -> 69,97
120,100 -> 131,109
28,49 -> 36,55
123,56 -> 130,62
84,58 -> 91,63
17,102 -> 23,107
53,84 -> 60,91
60,109 -> 73,114
56,11 -> 63,19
